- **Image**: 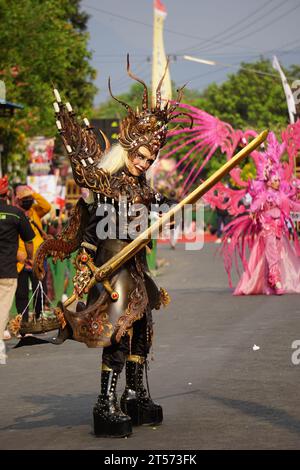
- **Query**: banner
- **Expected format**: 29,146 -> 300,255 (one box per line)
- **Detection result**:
27,174 -> 57,205
152,0 -> 172,106
27,136 -> 55,175
272,55 -> 296,124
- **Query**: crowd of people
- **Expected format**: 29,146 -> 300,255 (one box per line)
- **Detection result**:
0,176 -> 78,362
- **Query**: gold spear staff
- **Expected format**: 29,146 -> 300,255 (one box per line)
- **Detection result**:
64,130 -> 268,307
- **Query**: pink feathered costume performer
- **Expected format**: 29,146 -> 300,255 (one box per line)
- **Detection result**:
226,132 -> 300,295
161,103 -> 300,295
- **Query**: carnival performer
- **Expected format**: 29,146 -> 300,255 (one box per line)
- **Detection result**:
34,59 -> 266,438
34,57 -> 193,438
223,132 -> 300,295
160,103 -> 300,295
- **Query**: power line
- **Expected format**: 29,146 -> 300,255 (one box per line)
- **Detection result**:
200,1 -> 300,56
82,4 -> 154,30
82,3 -> 207,40
172,0 -> 277,56
179,65 -> 229,84
182,56 -> 299,82
178,2 -> 300,59
202,0 -> 276,43
98,71 -> 152,103
84,2 -> 299,60
104,61 -> 151,90
82,3 -> 273,55
92,53 -> 149,58
271,37 -> 300,54
277,36 -> 300,50
92,60 -> 144,63
193,0 -> 286,55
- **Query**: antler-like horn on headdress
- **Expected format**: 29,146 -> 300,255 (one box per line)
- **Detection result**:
99,129 -> 111,152
167,85 -> 185,114
114,56 -> 193,154
168,112 -> 194,129
166,85 -> 193,129
156,56 -> 170,110
108,77 -> 134,114
126,54 -> 149,111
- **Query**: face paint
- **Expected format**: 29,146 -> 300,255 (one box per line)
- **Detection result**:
127,146 -> 158,176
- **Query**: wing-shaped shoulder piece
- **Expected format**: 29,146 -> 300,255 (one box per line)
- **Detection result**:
34,198 -> 90,280
53,89 -> 112,192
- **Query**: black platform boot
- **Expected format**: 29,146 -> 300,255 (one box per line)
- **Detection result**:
93,365 -> 132,437
120,355 -> 163,426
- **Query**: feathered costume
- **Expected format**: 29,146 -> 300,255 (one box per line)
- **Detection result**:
161,103 -> 300,295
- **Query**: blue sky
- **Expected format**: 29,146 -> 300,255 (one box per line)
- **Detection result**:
82,0 -> 300,105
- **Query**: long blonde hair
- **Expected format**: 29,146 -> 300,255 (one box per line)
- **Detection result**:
98,143 -> 129,175
82,144 -> 128,204
82,143 -> 160,203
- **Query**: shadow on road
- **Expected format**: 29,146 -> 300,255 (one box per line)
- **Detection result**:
0,393 -> 95,431
203,392 -> 300,436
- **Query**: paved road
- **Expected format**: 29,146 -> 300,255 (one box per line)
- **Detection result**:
1,243 -> 300,450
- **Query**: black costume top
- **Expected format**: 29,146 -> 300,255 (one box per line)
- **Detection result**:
59,167 -> 173,348
0,199 -> 35,278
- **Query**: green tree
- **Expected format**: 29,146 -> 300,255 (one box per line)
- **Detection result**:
0,0 -> 97,175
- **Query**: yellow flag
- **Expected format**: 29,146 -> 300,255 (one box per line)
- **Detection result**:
152,0 -> 172,106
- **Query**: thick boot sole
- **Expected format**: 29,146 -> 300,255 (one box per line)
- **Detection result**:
122,399 -> 163,426
93,411 -> 132,437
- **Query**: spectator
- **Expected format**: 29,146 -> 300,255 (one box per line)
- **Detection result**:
14,185 -> 51,325
215,207 -> 230,244
0,176 -> 35,364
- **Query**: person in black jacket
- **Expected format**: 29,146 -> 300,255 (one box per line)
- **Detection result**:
0,176 -> 35,364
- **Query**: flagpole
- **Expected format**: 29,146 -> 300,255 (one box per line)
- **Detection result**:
148,0 -> 172,271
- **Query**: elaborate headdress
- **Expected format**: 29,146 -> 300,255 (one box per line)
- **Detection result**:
256,132 -> 285,182
108,54 -> 192,154
52,55 -> 192,192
